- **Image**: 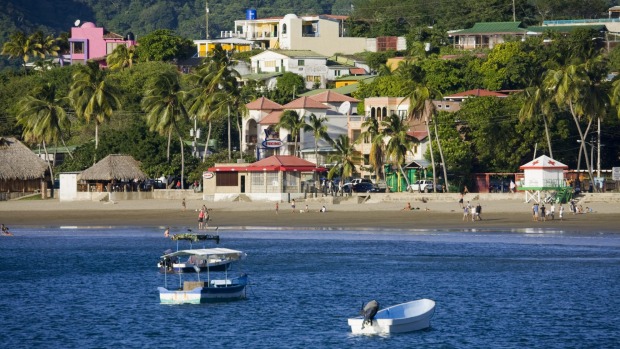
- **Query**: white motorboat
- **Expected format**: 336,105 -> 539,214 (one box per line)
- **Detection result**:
158,248 -> 248,304
348,299 -> 436,334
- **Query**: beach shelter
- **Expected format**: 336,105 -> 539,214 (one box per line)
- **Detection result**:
205,155 -> 326,201
518,155 -> 568,203
79,154 -> 147,192
0,137 -> 49,198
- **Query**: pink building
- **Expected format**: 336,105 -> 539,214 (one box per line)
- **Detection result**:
69,22 -> 135,65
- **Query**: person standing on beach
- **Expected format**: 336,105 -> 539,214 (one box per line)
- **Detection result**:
476,203 -> 482,221
559,205 -> 564,220
182,198 -> 186,211
275,202 -> 279,214
198,208 -> 205,229
540,204 -> 546,222
291,199 -> 296,213
549,203 -> 555,220
164,227 -> 170,238
463,205 -> 470,221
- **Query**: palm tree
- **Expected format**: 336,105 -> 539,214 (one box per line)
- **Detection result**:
187,45 -> 240,162
106,44 -> 136,70
405,85 -> 450,192
69,61 -> 121,155
519,85 -> 555,158
16,83 -> 73,179
359,115 -> 385,181
382,113 -> 415,190
141,70 -> 189,186
545,62 -> 608,187
276,110 -> 307,156
1,31 -> 39,71
326,135 -> 361,180
30,31 -> 60,59
304,113 -> 331,166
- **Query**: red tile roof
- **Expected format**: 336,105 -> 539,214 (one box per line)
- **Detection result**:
407,130 -> 428,141
208,155 -> 326,172
246,97 -> 284,110
308,90 -> 359,103
258,110 -> 284,125
349,67 -> 366,75
444,89 -> 508,99
282,96 -> 329,109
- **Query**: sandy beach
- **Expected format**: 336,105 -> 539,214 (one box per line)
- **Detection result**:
1,193 -> 618,233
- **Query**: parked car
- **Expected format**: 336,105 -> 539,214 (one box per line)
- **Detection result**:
352,182 -> 382,193
408,180 -> 442,193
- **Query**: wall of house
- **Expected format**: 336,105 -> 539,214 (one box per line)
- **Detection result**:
280,16 -> 367,56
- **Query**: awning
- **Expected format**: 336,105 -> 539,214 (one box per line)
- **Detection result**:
405,159 -> 431,169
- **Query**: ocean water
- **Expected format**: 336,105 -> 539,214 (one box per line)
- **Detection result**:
1,227 -> 619,349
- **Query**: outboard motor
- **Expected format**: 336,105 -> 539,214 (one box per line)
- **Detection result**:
361,300 -> 379,328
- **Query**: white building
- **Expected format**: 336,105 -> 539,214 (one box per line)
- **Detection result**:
250,49 -> 329,89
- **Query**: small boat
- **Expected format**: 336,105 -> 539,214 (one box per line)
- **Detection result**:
348,299 -> 436,334
158,248 -> 249,304
158,232 -> 230,273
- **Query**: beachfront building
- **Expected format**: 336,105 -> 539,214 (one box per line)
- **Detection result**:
193,37 -> 254,57
59,154 -> 148,202
243,94 -> 354,167
69,21 -> 135,66
353,97 -> 429,185
204,155 -> 326,202
0,137 -> 49,200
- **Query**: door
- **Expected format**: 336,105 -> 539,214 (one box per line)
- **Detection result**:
240,175 -> 246,193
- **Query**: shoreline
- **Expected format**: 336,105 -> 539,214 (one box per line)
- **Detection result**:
1,196 -> 618,233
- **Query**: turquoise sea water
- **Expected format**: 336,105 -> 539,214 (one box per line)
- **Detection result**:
1,227 -> 619,348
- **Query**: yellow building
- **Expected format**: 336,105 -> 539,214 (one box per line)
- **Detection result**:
194,38 -> 254,57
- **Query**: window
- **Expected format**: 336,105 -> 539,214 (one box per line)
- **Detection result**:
364,154 -> 370,165
72,41 -> 84,54
264,60 -> 276,67
106,42 -> 126,55
298,59 -> 305,66
282,24 -> 287,34
306,75 -> 320,82
251,172 -> 264,187
216,172 -> 238,186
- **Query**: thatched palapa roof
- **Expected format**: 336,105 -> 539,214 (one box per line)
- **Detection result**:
0,137 -> 48,180
79,154 -> 147,181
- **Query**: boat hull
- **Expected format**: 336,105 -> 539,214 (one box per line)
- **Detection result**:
158,275 -> 248,304
158,260 -> 231,274
348,299 -> 435,334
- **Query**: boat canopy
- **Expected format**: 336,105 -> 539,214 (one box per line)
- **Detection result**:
161,248 -> 246,260
170,233 -> 220,243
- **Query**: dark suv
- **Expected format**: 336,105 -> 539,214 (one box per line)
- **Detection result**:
352,182 -> 381,193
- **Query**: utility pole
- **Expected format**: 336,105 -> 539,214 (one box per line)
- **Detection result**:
597,117 -> 601,178
205,2 -> 210,39
513,0 -> 516,22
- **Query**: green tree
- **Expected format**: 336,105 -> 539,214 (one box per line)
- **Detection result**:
382,113 -> 415,190
270,72 -> 305,104
519,85 -> 555,158
327,134 -> 361,180
106,44 -> 137,70
69,61 -> 121,155
141,70 -> 189,186
304,113 -> 332,167
545,60 -> 609,187
276,110 -> 307,156
16,83 -> 72,179
358,115 -> 384,180
136,29 -> 195,62
1,31 -> 39,70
